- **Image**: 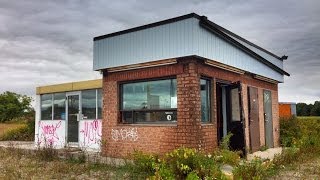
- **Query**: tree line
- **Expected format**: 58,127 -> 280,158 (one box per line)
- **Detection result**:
0,91 -> 34,122
297,101 -> 320,116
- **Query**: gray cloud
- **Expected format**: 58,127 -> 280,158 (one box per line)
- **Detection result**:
0,0 -> 319,103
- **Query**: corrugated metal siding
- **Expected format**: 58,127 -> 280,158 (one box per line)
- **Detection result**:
194,24 -> 284,82
94,18 -> 196,69
230,38 -> 283,69
93,17 -> 284,82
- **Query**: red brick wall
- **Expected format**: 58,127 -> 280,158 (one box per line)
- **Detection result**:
101,58 -> 280,158
198,63 -> 279,150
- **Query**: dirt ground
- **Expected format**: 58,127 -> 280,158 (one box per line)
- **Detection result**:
271,158 -> 320,179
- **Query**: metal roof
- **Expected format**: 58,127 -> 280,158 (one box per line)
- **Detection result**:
93,13 -> 290,80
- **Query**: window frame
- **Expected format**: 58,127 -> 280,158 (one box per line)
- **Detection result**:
53,92 -> 66,120
40,88 -> 103,121
40,93 -> 66,121
119,77 -> 177,124
81,89 -> 97,120
40,94 -> 54,120
200,77 -> 212,123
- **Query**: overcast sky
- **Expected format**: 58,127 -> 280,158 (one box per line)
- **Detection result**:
0,0 -> 319,104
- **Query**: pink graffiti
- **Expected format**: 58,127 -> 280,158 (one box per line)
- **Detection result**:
39,121 -> 62,145
80,120 -> 102,145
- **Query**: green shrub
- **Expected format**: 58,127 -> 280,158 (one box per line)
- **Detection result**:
213,149 -> 241,166
131,151 -> 158,177
220,133 -> 233,150
165,148 -> 196,178
186,171 -> 200,180
131,148 -> 225,179
272,147 -> 299,167
153,161 -> 175,180
233,158 -> 271,180
163,148 -> 224,179
280,117 -> 301,147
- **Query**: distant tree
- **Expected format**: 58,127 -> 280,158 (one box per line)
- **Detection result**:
0,91 -> 33,122
311,101 -> 320,116
297,103 -> 312,116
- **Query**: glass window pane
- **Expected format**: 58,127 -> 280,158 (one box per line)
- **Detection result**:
121,79 -> 177,123
122,79 -> 177,110
201,79 -> 211,122
97,89 -> 102,119
41,94 -> 52,120
82,90 -> 96,119
231,88 -> 241,121
53,93 -> 66,120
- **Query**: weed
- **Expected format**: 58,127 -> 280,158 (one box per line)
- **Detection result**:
35,143 -> 58,161
220,133 -> 233,150
233,158 -> 271,180
259,145 -> 268,151
131,150 -> 158,177
213,149 -> 241,166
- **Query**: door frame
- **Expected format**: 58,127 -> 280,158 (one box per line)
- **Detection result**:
66,91 -> 81,147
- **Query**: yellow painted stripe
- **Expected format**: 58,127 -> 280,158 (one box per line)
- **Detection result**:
36,79 -> 102,95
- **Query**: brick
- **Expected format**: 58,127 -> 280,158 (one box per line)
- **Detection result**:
101,58 -> 280,158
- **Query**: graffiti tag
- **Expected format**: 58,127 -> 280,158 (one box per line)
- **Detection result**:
80,120 -> 102,145
111,128 -> 138,141
39,121 -> 62,145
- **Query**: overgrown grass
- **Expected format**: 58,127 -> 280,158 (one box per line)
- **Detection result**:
0,147 -> 138,179
1,116 -> 319,179
0,118 -> 34,141
129,134 -> 241,179
0,123 -> 25,137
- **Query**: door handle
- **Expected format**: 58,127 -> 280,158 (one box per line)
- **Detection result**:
76,114 -> 80,122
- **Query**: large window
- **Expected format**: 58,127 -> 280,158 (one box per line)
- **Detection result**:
53,93 -> 66,120
200,78 -> 211,122
82,90 -> 97,119
41,94 -> 53,120
121,79 -> 177,123
41,93 -> 66,120
81,89 -> 102,119
81,89 -> 103,120
40,89 -> 102,121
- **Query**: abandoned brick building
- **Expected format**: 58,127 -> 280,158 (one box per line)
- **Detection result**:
35,13 -> 289,157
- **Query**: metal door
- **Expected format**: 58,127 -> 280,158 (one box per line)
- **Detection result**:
67,93 -> 80,143
263,90 -> 273,148
248,87 -> 260,152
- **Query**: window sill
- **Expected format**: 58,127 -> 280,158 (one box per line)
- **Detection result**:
117,123 -> 177,127
201,123 -> 214,126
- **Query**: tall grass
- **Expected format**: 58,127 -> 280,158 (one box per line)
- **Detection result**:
0,118 -> 34,141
